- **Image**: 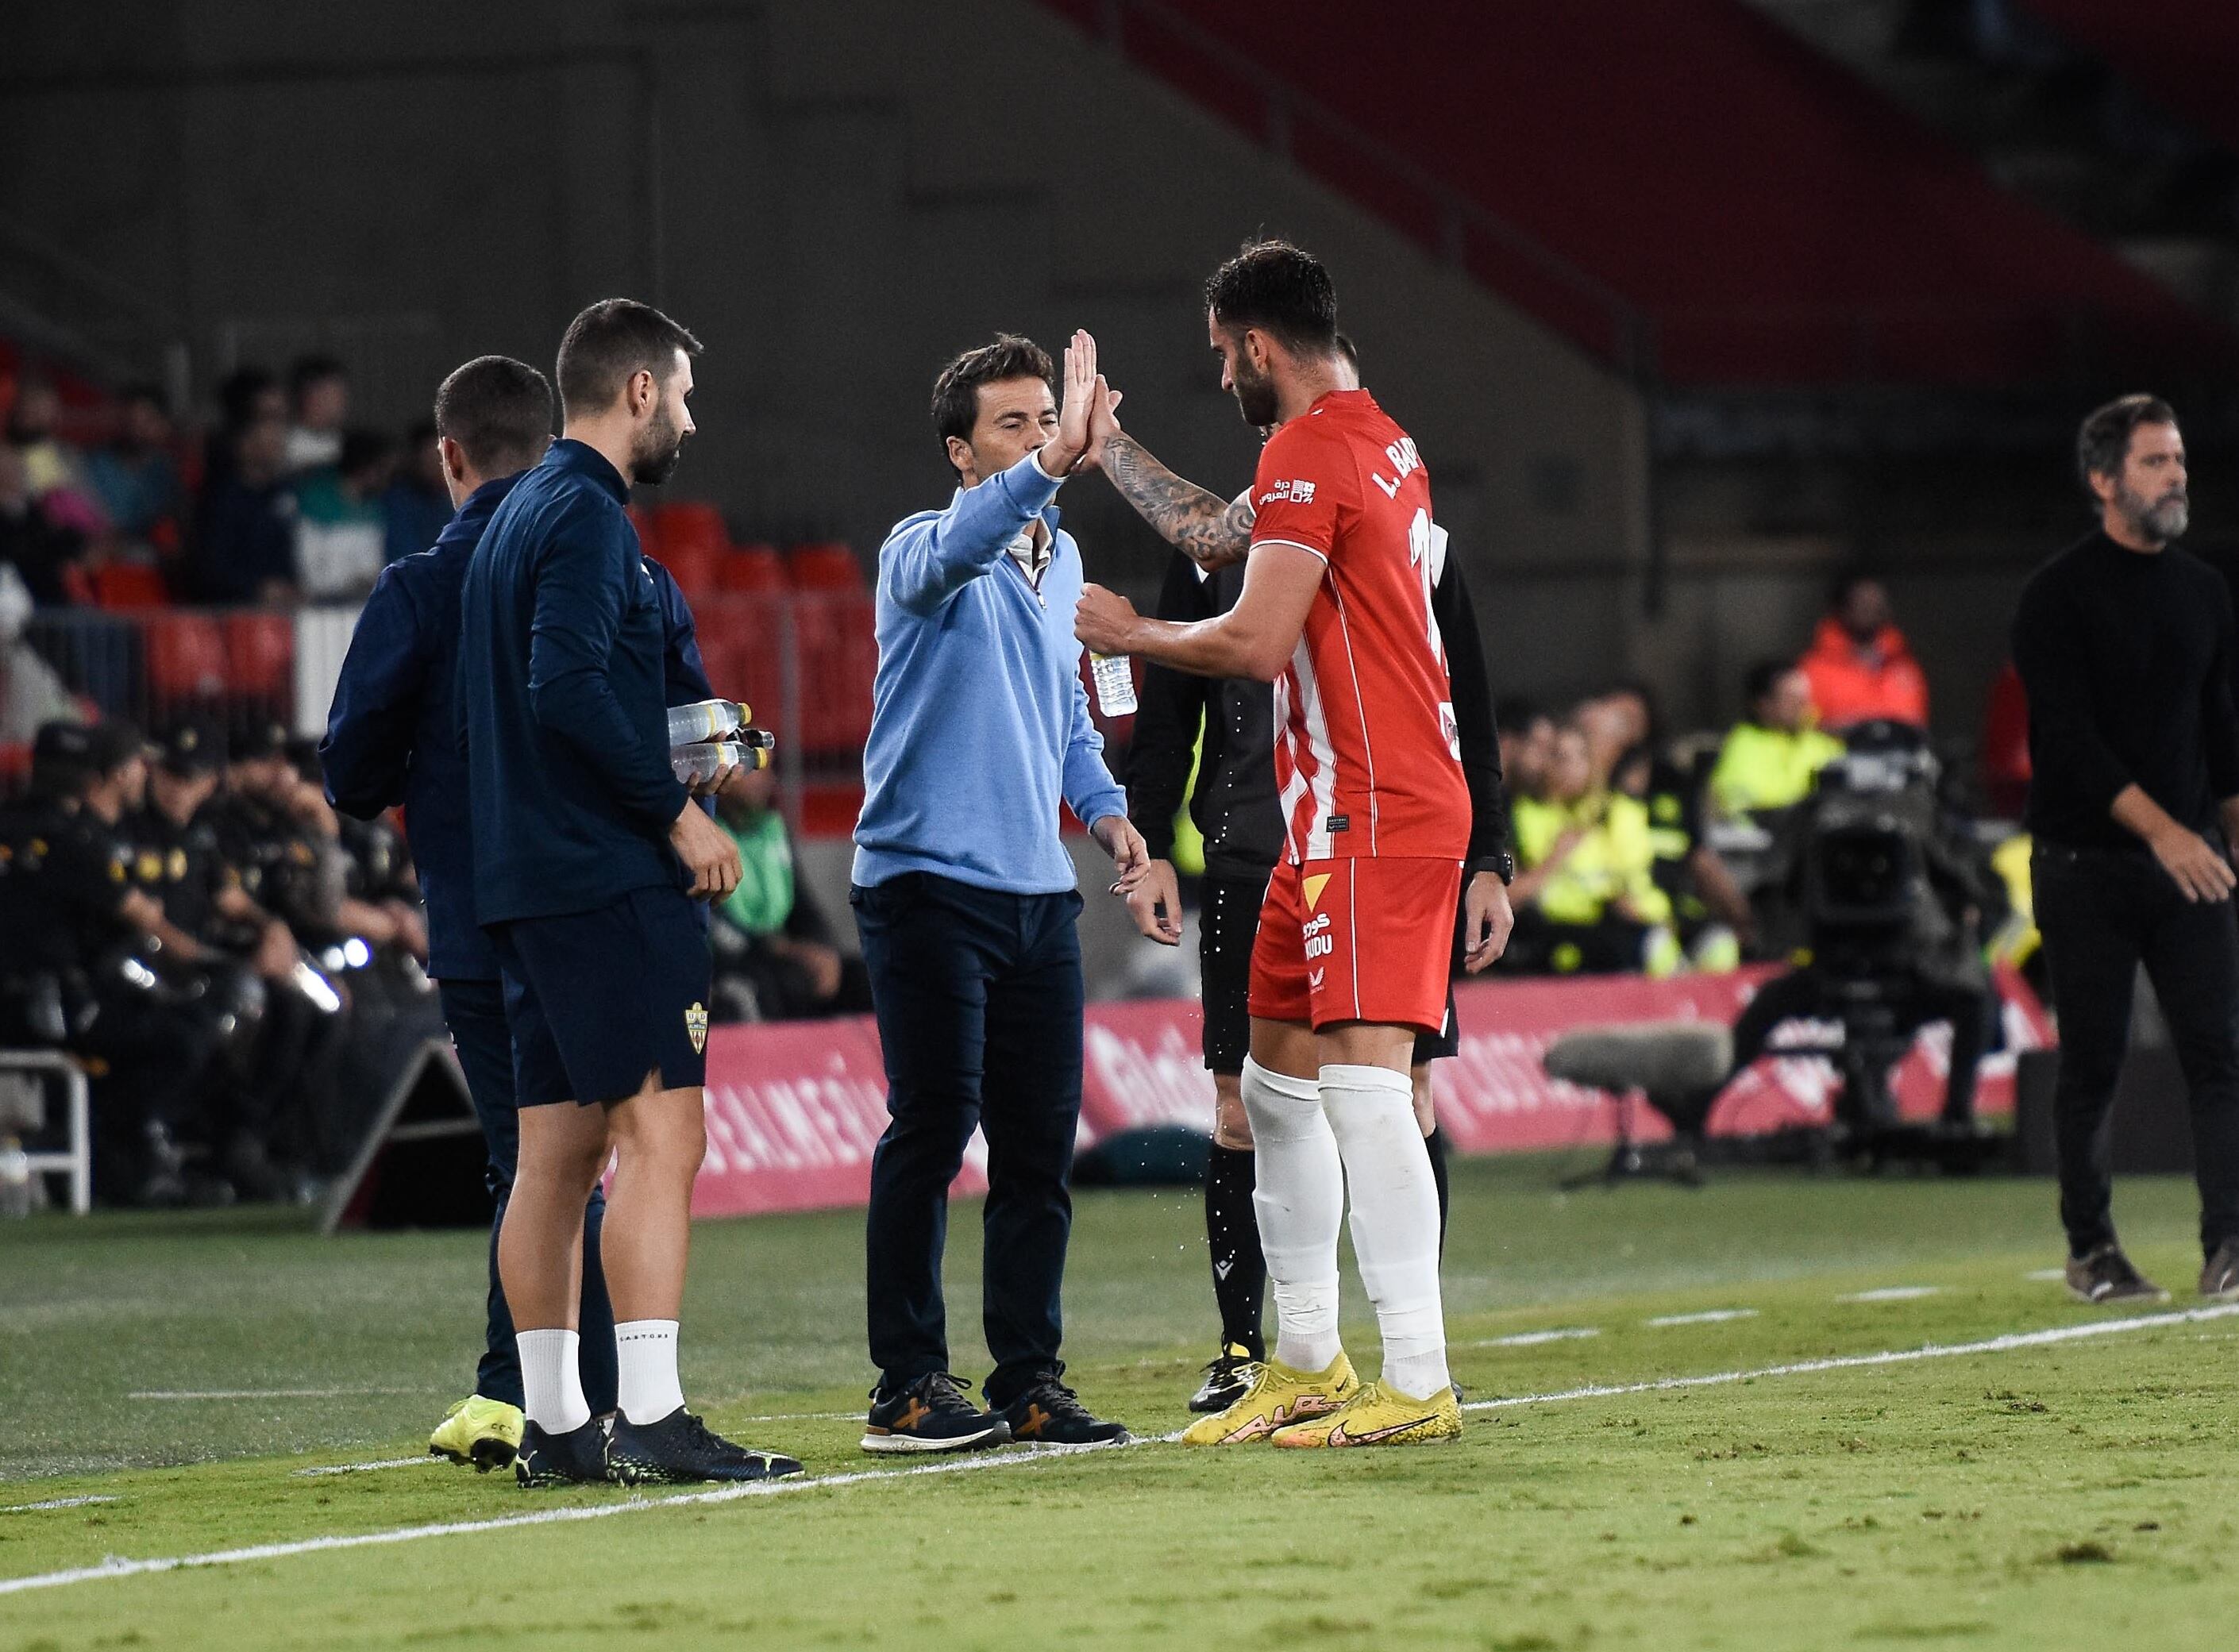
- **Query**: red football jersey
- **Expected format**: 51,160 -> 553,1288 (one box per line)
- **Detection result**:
1249,389 -> 1470,864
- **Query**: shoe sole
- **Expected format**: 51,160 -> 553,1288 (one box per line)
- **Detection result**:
1011,1430 -> 1131,1450
2064,1284 -> 2171,1306
859,1423 -> 1010,1455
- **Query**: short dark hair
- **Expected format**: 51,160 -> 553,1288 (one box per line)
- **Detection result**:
217,366 -> 276,430
1204,240 -> 1340,355
930,334 -> 1055,477
434,356 -> 553,476
556,298 -> 702,417
1744,657 -> 1797,707
289,354 -> 347,400
2077,393 -> 2178,496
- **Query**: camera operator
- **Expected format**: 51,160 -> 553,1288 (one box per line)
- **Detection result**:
2013,394 -> 2239,1306
1725,730 -> 1999,1135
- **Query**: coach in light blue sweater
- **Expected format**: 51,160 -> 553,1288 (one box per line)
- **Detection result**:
852,333 -> 1149,1453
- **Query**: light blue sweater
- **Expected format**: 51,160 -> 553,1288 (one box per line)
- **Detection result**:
851,454 -> 1128,894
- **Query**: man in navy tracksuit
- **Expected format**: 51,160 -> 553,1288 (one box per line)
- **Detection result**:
459,298 -> 798,1488
320,353 -> 712,1474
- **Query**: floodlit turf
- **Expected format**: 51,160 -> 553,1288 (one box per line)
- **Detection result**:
3,1158 -> 2235,1650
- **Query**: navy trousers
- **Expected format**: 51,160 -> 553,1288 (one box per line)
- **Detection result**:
437,978 -> 618,1413
853,873 -> 1085,1408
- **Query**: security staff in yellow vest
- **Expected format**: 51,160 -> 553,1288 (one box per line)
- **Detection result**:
1708,659 -> 1846,822
1507,723 -> 1680,976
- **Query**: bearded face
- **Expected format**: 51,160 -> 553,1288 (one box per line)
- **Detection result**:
630,399 -> 688,485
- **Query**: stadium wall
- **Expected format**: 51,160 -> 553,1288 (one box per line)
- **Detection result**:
0,0 -> 1661,699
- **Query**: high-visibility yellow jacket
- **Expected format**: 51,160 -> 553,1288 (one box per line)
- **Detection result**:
1513,791 -> 1671,926
1707,722 -> 1844,819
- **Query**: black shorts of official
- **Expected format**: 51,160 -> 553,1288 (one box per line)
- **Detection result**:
1203,867 -> 1460,1069
487,884 -> 713,1108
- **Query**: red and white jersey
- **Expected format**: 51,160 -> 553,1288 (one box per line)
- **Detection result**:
1250,389 -> 1470,864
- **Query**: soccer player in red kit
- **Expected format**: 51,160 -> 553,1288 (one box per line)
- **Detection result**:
1077,241 -> 1498,1446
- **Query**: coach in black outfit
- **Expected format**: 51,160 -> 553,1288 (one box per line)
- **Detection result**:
2013,393 -> 2239,1305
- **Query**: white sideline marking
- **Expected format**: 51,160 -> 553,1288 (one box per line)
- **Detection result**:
0,1496 -> 118,1514
130,1388 -> 426,1402
1474,1327 -> 1601,1348
2025,1269 -> 2068,1282
1839,1287 -> 1942,1304
1460,1303 -> 2239,1413
1644,1309 -> 1759,1327
13,1305 -> 2236,1600
0,1439 -> 1142,1598
293,1458 -> 440,1478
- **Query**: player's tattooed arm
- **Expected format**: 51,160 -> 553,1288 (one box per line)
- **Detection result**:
1100,433 -> 1254,571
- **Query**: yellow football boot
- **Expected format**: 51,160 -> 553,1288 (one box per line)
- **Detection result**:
1178,1350 -> 1359,1446
1269,1378 -> 1462,1448
429,1395 -> 526,1471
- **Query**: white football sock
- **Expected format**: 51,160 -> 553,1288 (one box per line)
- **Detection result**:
1240,1056 -> 1345,1373
1322,1063 -> 1451,1400
615,1319 -> 685,1425
518,1327 -> 591,1434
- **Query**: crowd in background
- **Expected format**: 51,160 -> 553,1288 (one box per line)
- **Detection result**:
2,356 -> 451,612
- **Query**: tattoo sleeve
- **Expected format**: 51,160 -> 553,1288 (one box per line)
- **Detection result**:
1101,433 -> 1253,569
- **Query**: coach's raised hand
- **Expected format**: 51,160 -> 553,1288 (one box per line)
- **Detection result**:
671,799 -> 742,899
1039,329 -> 1100,476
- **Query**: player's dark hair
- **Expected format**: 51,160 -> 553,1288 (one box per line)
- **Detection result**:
930,334 -> 1055,479
1744,657 -> 1796,710
434,356 -> 554,477
1204,240 -> 1340,356
2076,393 -> 2177,497
556,298 -> 702,418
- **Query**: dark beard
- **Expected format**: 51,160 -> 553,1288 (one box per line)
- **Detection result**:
2118,482 -> 2189,544
630,405 -> 688,485
1231,362 -> 1280,428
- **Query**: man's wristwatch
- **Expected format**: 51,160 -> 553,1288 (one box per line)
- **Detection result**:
1470,850 -> 1516,887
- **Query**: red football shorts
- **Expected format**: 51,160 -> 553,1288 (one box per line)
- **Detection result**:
1248,856 -> 1462,1035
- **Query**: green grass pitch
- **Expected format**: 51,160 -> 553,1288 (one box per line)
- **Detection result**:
3,1157 -> 2236,1650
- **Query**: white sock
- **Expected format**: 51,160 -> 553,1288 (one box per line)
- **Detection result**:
1322,1063 -> 1451,1399
518,1327 -> 591,1434
615,1319 -> 685,1425
1240,1056 -> 1345,1373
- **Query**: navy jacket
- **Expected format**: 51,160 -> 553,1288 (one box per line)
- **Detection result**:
459,440 -> 696,926
325,468 -> 711,973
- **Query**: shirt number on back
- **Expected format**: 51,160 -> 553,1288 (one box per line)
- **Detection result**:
1408,507 -> 1447,665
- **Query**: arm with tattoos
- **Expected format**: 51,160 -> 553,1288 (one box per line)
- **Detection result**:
1093,429 -> 1255,572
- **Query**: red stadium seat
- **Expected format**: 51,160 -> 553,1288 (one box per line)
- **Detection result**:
626,505 -> 661,556
657,539 -> 724,606
719,544 -> 787,594
691,595 -> 786,724
651,503 -> 726,560
223,612 -> 295,699
787,541 -> 865,593
91,563 -> 170,610
144,615 -> 231,703
791,596 -> 877,756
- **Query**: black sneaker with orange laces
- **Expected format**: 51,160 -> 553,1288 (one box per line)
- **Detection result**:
861,1371 -> 1011,1455
994,1374 -> 1130,1448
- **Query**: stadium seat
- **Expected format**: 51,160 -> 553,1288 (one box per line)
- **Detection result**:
656,539 -> 724,606
223,612 -> 296,699
791,597 -> 876,755
626,505 -> 661,556
786,541 -> 865,592
651,503 -> 727,560
690,595 -> 786,722
90,563 -> 170,610
719,544 -> 787,594
144,614 -> 231,703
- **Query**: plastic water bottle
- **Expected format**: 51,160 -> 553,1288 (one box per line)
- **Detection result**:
668,699 -> 748,749
0,1138 -> 31,1219
1089,654 -> 1138,718
672,741 -> 744,788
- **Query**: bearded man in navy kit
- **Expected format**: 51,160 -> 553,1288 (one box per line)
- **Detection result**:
460,298 -> 800,1487
2014,392 -> 2239,1307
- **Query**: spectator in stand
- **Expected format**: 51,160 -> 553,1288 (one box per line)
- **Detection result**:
0,558 -> 81,741
1798,572 -> 1929,731
382,420 -> 453,564
285,356 -> 349,474
191,413 -> 299,605
1707,659 -> 1845,822
707,761 -> 872,1021
5,374 -> 102,539
295,428 -> 395,601
0,438 -> 86,606
1506,720 -> 1678,976
1496,695 -> 1557,803
83,384 -> 182,547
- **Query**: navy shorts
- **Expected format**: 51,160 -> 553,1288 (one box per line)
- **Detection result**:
487,884 -> 714,1107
